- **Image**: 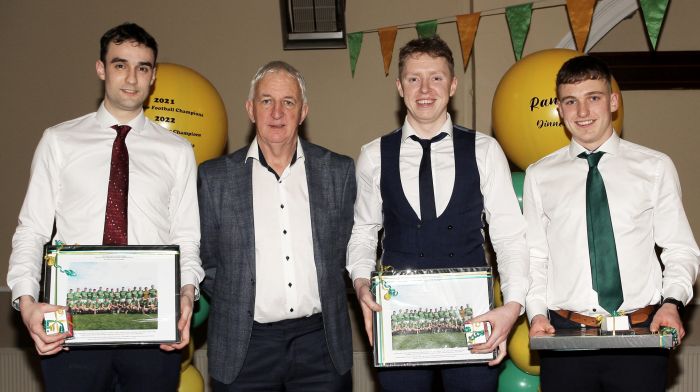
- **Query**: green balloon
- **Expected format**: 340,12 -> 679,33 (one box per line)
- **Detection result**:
511,172 -> 525,212
191,293 -> 210,329
498,359 -> 540,392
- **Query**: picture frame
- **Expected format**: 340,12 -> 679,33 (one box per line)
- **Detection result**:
43,245 -> 180,346
372,267 -> 496,367
530,327 -> 677,350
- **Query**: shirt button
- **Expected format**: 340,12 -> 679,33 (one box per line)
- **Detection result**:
447,225 -> 453,230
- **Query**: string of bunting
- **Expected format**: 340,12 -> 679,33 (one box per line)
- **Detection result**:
347,0 -> 670,77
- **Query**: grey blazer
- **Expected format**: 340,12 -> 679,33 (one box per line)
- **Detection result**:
198,139 -> 356,384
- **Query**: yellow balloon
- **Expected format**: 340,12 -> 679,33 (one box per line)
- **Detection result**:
492,49 -> 624,170
507,316 -> 540,376
180,338 -> 195,371
493,277 -> 503,307
178,364 -> 205,392
145,63 -> 228,164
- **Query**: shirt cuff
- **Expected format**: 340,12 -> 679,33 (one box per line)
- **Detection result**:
180,273 -> 201,301
662,285 -> 691,306
10,283 -> 40,310
350,266 -> 374,283
526,301 -> 549,323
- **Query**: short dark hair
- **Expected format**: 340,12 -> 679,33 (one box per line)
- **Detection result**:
398,35 -> 455,78
556,55 -> 612,93
100,22 -> 158,63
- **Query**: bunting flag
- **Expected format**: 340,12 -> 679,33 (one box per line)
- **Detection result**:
566,0 -> 596,52
639,0 -> 670,50
505,3 -> 533,61
347,32 -> 363,78
416,19 -> 438,38
345,1 -> 672,76
456,13 -> 481,72
378,26 -> 398,76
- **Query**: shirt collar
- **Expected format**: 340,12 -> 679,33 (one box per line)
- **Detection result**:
245,136 -> 303,166
401,113 -> 453,143
96,102 -> 147,134
568,130 -> 620,159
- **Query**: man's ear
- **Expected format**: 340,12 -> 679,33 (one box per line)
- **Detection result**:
449,76 -> 458,97
609,92 -> 619,113
96,60 -> 106,81
396,78 -> 404,98
150,65 -> 157,86
299,103 -> 309,125
245,100 -> 255,123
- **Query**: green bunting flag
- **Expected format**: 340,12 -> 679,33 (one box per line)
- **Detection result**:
505,3 -> 533,61
416,19 -> 438,38
639,0 -> 670,50
347,32 -> 363,77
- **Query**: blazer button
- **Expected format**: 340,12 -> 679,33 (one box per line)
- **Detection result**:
447,225 -> 453,230
449,252 -> 454,257
416,224 -> 421,229
419,252 -> 424,257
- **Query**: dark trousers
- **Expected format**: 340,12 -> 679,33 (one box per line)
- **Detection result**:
212,313 -> 351,392
377,363 -> 499,392
540,310 -> 669,392
40,347 -> 182,392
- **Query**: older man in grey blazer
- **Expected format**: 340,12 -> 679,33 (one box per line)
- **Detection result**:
198,61 -> 355,391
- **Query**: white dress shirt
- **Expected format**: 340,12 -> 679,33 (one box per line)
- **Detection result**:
346,115 -> 529,307
247,137 -> 321,323
7,103 -> 204,305
524,132 -> 700,320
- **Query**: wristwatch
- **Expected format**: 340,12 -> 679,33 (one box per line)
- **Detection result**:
661,297 -> 685,315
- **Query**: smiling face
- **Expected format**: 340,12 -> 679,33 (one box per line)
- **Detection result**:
96,40 -> 156,123
557,78 -> 619,151
396,53 -> 457,138
246,70 -> 308,149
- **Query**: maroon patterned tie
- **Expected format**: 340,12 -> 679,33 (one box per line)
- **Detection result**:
103,125 -> 131,245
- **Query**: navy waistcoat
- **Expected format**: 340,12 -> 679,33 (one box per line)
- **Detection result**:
379,126 -> 486,270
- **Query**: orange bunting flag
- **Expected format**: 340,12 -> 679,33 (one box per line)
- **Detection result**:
378,26 -> 398,76
456,13 -> 481,72
566,0 -> 596,52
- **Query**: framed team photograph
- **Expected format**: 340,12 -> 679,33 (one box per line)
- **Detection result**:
43,245 -> 180,346
372,267 -> 496,367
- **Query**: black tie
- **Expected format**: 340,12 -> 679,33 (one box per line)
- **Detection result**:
410,132 -> 447,221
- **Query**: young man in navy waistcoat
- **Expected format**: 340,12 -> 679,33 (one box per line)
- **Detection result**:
347,36 -> 529,391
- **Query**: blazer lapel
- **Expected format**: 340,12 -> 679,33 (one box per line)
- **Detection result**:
303,141 -> 328,284
228,153 -> 256,278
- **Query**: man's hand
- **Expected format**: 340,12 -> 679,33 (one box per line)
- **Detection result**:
650,303 -> 685,344
19,296 -> 69,356
528,314 -> 555,337
353,278 -> 382,346
161,285 -> 195,351
470,301 -> 521,366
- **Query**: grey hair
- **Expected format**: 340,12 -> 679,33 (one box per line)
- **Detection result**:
248,61 -> 308,104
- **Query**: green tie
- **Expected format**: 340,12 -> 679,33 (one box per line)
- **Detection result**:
579,151 -> 624,314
